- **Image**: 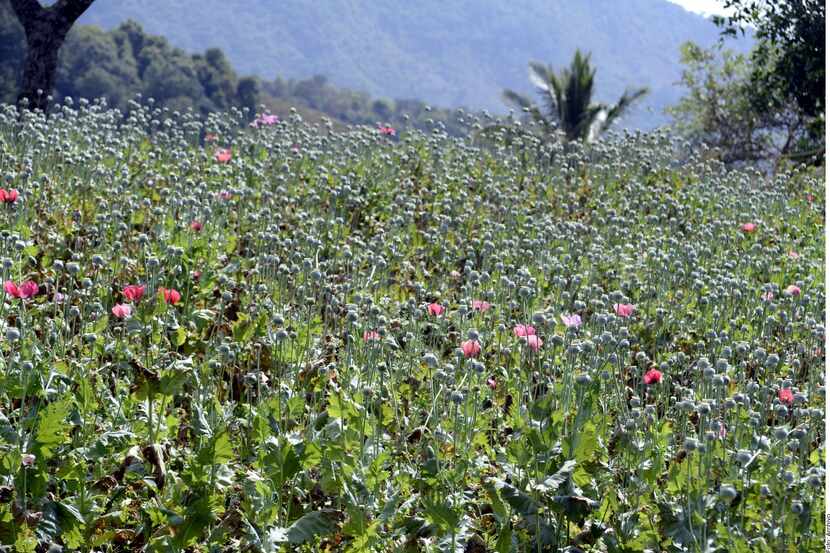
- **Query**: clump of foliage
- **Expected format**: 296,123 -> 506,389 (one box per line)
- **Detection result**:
0,99 -> 823,552
667,42 -> 814,170
675,0 -> 825,169
714,0 -> 824,121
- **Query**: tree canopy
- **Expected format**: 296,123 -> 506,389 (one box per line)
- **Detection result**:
714,0 -> 824,119
667,41 -> 813,169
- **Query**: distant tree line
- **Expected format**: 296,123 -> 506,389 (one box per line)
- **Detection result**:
0,1 -> 465,134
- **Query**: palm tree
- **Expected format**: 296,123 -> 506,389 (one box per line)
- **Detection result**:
503,50 -> 649,143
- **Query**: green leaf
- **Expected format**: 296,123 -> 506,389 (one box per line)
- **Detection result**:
494,479 -> 539,516
76,376 -> 98,413
213,431 -> 234,464
232,313 -> 254,343
551,495 -> 598,520
57,501 -> 85,525
573,422 -> 599,463
342,507 -> 369,537
174,326 -> 187,346
94,315 -> 109,334
300,441 -> 322,469
35,397 -> 73,459
422,497 -> 459,532
495,523 -> 513,553
197,430 -> 234,467
269,510 -> 337,545
484,483 -> 508,524
327,393 -> 359,421
532,459 -> 576,494
224,234 -> 237,255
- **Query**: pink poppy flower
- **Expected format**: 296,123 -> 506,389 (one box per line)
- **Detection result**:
215,148 -> 232,163
806,193 -> 815,202
643,368 -> 663,385
218,190 -> 232,200
761,291 -> 774,302
251,113 -> 279,128
159,287 -> 181,305
614,303 -> 635,318
5,280 -> 37,299
378,125 -> 396,136
19,281 -> 37,298
785,285 -> 801,296
778,388 -> 794,406
0,189 -> 19,204
427,303 -> 445,316
21,454 -> 35,467
190,220 -> 203,232
4,281 -> 20,298
123,284 -> 145,302
787,250 -> 799,259
363,330 -> 381,342
486,377 -> 497,390
740,222 -> 757,233
520,334 -> 543,352
192,270 -> 202,281
513,324 -> 536,337
471,299 -> 491,313
111,303 -> 132,319
560,313 -> 582,328
461,339 -> 481,358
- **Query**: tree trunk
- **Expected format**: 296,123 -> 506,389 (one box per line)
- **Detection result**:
10,0 -> 96,112
17,16 -> 70,111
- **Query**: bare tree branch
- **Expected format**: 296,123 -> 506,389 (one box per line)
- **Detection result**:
52,0 -> 96,25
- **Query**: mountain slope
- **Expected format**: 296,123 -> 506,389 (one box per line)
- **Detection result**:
81,0 -> 750,129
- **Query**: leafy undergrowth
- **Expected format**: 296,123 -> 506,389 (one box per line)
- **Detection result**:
0,100 -> 824,552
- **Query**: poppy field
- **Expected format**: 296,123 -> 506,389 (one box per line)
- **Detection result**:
0,101 -> 824,552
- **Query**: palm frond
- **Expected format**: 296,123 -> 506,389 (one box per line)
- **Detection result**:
501,89 -> 550,132
577,104 -> 605,141
502,89 -> 534,111
602,87 -> 649,132
528,61 -> 551,92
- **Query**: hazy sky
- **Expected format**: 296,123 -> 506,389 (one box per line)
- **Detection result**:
667,0 -> 731,16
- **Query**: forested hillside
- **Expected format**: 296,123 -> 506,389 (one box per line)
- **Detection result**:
79,0 -> 750,128
0,1 -> 463,133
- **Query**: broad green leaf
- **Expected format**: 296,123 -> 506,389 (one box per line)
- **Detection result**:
214,431 -> 234,464
270,510 -> 336,545
494,479 -> 539,516
422,497 -> 459,532
551,495 -> 598,520
300,441 -> 322,469
495,523 -> 513,553
35,396 -> 73,459
532,459 -> 576,494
